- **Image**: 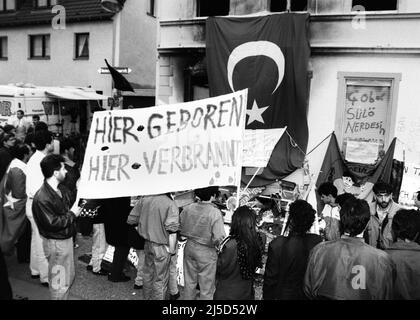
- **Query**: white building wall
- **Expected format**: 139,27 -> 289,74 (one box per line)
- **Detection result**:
307,54 -> 420,180
0,21 -> 114,95
119,0 -> 157,90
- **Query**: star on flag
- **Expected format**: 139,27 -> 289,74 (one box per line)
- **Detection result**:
246,100 -> 269,126
3,191 -> 19,210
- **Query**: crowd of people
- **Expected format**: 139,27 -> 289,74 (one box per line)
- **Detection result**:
1,112 -> 420,301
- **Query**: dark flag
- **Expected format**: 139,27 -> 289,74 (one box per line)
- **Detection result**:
206,13 -> 311,186
0,164 -> 28,255
104,59 -> 134,92
315,132 -> 397,214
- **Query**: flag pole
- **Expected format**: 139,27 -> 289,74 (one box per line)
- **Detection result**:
243,167 -> 262,194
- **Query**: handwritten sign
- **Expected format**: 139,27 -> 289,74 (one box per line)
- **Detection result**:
399,162 -> 420,206
344,84 -> 390,148
78,90 -> 247,198
345,140 -> 379,164
243,128 -> 286,167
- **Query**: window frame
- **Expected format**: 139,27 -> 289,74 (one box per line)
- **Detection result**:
35,0 -> 57,9
74,32 -> 89,60
0,36 -> 7,60
0,0 -> 16,12
147,0 -> 155,17
335,72 -> 401,154
196,0 -> 230,17
270,0 -> 308,12
351,0 -> 398,13
28,34 -> 51,59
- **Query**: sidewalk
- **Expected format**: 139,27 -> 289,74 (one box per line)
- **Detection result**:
9,277 -> 83,300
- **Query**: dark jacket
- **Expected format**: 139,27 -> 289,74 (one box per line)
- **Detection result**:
60,162 -> 80,204
386,240 -> 420,300
263,233 -> 322,300
102,197 -> 131,247
32,182 -> 76,240
214,237 -> 254,300
0,147 -> 12,182
304,236 -> 395,300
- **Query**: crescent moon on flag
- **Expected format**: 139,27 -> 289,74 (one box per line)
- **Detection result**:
227,41 -> 285,94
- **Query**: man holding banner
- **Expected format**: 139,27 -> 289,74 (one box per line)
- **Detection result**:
127,194 -> 179,300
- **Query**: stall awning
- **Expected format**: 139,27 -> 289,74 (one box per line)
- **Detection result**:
45,88 -> 108,100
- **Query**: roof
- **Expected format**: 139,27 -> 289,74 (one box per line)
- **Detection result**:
0,0 -> 116,28
0,84 -> 109,100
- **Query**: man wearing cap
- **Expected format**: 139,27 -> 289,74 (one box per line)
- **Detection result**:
365,181 -> 400,249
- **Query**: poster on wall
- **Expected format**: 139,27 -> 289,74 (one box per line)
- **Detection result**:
78,90 -> 247,199
343,84 -> 390,152
345,140 -> 379,164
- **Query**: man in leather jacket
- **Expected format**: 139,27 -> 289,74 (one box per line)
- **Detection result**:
32,154 -> 81,300
304,198 -> 395,300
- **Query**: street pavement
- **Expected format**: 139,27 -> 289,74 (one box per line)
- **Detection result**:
5,233 -> 264,300
5,234 -> 146,300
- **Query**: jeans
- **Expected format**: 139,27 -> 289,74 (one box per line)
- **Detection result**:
169,248 -> 178,295
183,240 -> 217,300
89,224 -> 107,272
110,245 -> 129,279
26,199 -> 49,284
143,240 -> 171,300
42,237 -> 75,300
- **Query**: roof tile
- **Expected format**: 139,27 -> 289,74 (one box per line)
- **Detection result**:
0,0 -> 115,28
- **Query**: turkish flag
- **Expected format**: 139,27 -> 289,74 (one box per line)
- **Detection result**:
206,13 -> 311,186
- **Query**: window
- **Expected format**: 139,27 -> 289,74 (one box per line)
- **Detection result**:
0,0 -> 16,12
147,0 -> 155,17
271,0 -> 308,12
197,0 -> 229,17
335,72 -> 401,162
0,37 -> 7,59
352,0 -> 397,11
29,34 -> 50,59
35,0 -> 57,8
75,33 -> 89,59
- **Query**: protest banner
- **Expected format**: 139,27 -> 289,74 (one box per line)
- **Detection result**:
243,128 -> 286,167
399,162 -> 420,206
78,90 -> 247,198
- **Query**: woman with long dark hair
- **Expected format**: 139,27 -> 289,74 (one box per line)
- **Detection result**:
214,206 -> 263,300
263,199 -> 322,300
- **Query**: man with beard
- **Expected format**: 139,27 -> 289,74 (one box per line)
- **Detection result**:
32,154 -> 81,300
365,181 -> 401,249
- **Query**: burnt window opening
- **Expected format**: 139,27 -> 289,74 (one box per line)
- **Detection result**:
0,0 -> 16,12
270,0 -> 308,12
352,0 -> 397,11
197,0 -> 229,17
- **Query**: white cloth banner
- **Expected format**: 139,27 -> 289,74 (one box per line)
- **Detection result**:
78,90 -> 247,198
242,128 -> 286,167
345,140 -> 379,164
399,162 -> 420,206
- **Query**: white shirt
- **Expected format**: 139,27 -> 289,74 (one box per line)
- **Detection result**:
12,118 -> 29,128
26,150 -> 46,198
322,204 -> 340,220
